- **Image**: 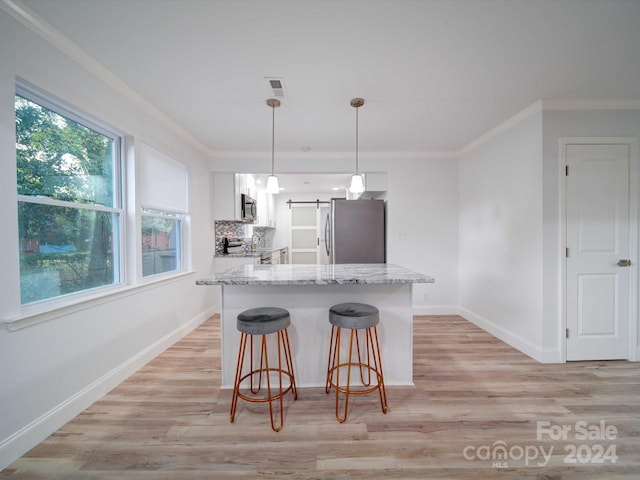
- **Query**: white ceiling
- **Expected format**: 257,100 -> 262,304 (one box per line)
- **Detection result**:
16,0 -> 640,159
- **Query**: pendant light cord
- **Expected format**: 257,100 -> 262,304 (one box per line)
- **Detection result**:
266,98 -> 280,177
355,105 -> 359,175
271,103 -> 275,176
350,98 -> 364,176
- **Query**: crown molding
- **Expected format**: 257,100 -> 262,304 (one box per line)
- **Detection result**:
457,98 -> 640,157
541,99 -> 640,110
456,101 -> 543,157
1,0 -> 212,157
208,150 -> 457,161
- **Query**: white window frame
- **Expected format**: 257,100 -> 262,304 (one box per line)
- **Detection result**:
15,84 -> 126,308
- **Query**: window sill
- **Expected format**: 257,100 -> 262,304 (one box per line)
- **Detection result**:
3,270 -> 196,332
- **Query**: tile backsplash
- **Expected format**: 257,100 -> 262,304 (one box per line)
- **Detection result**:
252,226 -> 275,249
214,221 -> 275,254
214,220 -> 251,254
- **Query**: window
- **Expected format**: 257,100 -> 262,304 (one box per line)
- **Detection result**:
141,209 -> 183,276
138,143 -> 188,277
15,88 -> 122,305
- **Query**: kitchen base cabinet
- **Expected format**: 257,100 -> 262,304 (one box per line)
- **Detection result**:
279,247 -> 288,264
211,256 -> 260,313
197,264 -> 433,388
214,256 -> 260,272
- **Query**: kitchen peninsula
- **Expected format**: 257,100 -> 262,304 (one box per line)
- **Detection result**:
197,263 -> 433,388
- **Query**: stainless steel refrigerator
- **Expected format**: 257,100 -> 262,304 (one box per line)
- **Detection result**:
325,199 -> 385,264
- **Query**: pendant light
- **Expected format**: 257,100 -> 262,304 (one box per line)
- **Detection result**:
348,97 -> 365,195
266,98 -> 281,194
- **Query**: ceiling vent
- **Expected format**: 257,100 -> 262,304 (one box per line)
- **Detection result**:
266,77 -> 286,98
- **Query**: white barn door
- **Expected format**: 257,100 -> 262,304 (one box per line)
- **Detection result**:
289,204 -> 320,264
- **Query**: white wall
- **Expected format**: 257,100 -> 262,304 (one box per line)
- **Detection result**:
459,104 -> 640,363
458,110 -> 546,359
541,108 -> 640,354
210,155 -> 460,312
370,157 -> 459,313
0,10 -> 215,468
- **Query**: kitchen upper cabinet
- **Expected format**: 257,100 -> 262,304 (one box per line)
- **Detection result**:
364,172 -> 387,193
358,172 -> 387,199
256,189 -> 275,227
211,172 -> 236,220
211,173 -> 261,221
235,173 -> 257,198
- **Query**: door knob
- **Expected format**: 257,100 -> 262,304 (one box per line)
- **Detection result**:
617,259 -> 632,267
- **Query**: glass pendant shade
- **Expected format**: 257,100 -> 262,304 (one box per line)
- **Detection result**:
266,174 -> 280,194
348,173 -> 365,194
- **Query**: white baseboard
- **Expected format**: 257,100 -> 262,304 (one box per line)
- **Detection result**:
0,306 -> 215,471
458,307 -> 562,364
412,305 -> 459,316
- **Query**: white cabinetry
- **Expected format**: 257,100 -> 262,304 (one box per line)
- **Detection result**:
211,255 -> 260,314
214,255 -> 260,272
211,173 -> 262,222
235,173 -> 257,198
359,172 -> 388,199
212,172 -> 278,225
256,190 -> 276,227
211,172 -> 236,220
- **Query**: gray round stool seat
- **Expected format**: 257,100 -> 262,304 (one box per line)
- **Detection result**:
237,307 -> 290,335
329,303 -> 379,330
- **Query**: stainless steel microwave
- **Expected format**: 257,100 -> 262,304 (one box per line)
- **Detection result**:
240,193 -> 257,222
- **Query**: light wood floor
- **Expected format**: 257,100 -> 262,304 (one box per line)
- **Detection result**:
2,315 -> 639,479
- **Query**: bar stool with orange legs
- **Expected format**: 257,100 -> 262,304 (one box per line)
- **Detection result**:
230,307 -> 297,432
325,302 -> 388,422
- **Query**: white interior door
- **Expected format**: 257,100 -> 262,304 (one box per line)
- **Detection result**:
566,143 -> 631,360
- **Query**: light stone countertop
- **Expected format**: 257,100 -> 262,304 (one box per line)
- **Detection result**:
214,246 -> 288,258
214,252 -> 262,258
196,263 -> 434,286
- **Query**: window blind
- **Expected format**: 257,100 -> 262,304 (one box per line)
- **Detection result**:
139,143 -> 188,213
